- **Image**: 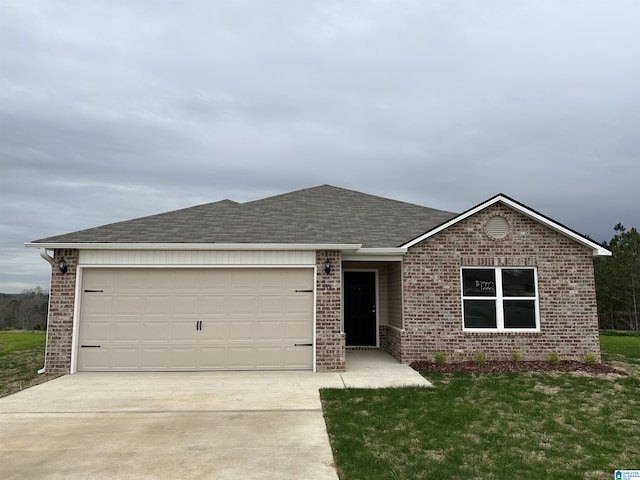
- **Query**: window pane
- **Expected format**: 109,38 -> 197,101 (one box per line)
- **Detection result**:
462,269 -> 496,297
502,269 -> 536,297
504,300 -> 536,328
464,300 -> 497,328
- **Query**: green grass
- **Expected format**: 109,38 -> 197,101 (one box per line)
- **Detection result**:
0,331 -> 60,398
0,331 -> 46,355
600,335 -> 640,362
322,333 -> 640,480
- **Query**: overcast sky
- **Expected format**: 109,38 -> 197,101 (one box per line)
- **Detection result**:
1,1 -> 639,293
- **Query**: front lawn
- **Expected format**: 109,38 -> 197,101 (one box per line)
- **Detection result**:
0,331 -> 60,398
321,333 -> 640,479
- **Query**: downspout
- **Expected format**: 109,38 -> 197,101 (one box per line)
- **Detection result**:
38,248 -> 55,374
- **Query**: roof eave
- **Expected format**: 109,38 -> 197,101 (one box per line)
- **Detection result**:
25,242 -> 363,252
400,194 -> 612,257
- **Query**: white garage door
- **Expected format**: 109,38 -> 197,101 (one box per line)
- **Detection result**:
77,268 -> 314,371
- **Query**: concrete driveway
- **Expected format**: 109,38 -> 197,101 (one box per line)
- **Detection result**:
0,352 -> 429,480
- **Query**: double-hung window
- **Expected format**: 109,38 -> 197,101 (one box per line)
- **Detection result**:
461,267 -> 539,331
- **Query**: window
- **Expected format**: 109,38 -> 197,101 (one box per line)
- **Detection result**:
461,267 -> 539,331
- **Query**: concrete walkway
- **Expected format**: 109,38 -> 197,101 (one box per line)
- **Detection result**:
0,352 -> 429,480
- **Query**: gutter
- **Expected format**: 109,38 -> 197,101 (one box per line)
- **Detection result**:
37,248 -> 53,374
26,242 -> 364,252
39,247 -> 55,266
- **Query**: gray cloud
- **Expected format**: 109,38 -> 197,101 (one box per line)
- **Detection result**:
1,0 -> 639,292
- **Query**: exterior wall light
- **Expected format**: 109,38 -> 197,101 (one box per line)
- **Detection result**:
58,257 -> 68,274
324,257 -> 331,275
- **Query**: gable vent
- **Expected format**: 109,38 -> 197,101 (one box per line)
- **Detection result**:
486,216 -> 509,239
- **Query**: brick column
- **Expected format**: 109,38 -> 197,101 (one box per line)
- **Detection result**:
44,249 -> 79,374
315,250 -> 345,371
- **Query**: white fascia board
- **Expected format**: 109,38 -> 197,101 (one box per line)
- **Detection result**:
401,195 -> 611,257
25,242 -> 363,252
342,247 -> 407,262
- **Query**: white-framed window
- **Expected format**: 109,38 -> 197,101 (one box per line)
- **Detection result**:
461,267 -> 539,331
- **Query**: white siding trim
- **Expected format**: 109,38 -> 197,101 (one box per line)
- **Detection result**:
78,250 -> 316,266
401,195 -> 611,257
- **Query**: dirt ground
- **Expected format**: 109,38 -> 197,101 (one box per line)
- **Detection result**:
410,360 -> 628,375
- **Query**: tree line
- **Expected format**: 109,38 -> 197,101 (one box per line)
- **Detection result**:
594,223 -> 639,331
0,287 -> 48,330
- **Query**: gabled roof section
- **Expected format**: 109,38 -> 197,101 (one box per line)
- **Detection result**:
401,193 -> 611,256
28,185 -> 458,249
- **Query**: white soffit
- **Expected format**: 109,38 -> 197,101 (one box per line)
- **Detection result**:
401,195 -> 611,257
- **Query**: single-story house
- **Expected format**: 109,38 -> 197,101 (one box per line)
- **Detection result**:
27,185 -> 610,374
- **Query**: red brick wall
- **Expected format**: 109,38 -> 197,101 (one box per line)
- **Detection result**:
44,249 -> 78,374
315,250 -> 346,371
401,203 -> 601,363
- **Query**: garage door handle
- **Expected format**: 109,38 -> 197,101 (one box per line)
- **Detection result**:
81,345 -> 101,348
295,343 -> 312,347
196,321 -> 203,331
295,289 -> 313,293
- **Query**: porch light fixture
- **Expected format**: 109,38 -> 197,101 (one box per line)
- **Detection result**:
58,257 -> 68,274
324,257 -> 331,275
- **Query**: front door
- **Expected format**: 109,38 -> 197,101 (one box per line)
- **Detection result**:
344,271 -> 377,346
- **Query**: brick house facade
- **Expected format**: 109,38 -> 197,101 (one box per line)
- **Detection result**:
29,186 -> 608,374
399,203 -> 601,364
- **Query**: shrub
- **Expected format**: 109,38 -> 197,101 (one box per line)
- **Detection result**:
582,354 -> 598,365
433,352 -> 447,365
549,353 -> 561,364
474,352 -> 486,364
510,351 -> 522,362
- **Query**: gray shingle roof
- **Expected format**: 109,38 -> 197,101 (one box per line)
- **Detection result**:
31,185 -> 458,248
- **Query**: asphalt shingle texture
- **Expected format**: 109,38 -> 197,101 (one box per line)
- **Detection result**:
32,185 -> 458,248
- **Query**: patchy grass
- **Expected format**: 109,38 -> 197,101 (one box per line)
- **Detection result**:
322,334 -> 640,479
0,331 -> 60,398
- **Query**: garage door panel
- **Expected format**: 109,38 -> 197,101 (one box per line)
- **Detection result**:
111,321 -> 140,342
78,268 -> 313,371
114,296 -> 143,316
144,296 -> 171,316
198,321 -> 227,342
284,346 -> 313,369
173,296 -> 200,316
141,322 -> 171,342
227,347 -> 254,368
168,321 -> 198,343
140,348 -> 169,368
231,271 -> 259,290
257,321 -> 284,341
229,321 -> 255,341
230,295 -> 257,314
84,295 -> 113,316
168,348 -> 198,368
78,347 -> 110,370
286,295 -> 313,315
259,295 -> 285,314
285,320 -> 313,341
259,271 -> 286,290
286,269 -> 314,289
82,321 -> 111,343
201,295 -> 228,314
111,348 -> 140,368
197,347 -> 226,369
255,347 -> 282,368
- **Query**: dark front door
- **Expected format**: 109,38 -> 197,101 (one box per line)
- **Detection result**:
344,271 -> 377,346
